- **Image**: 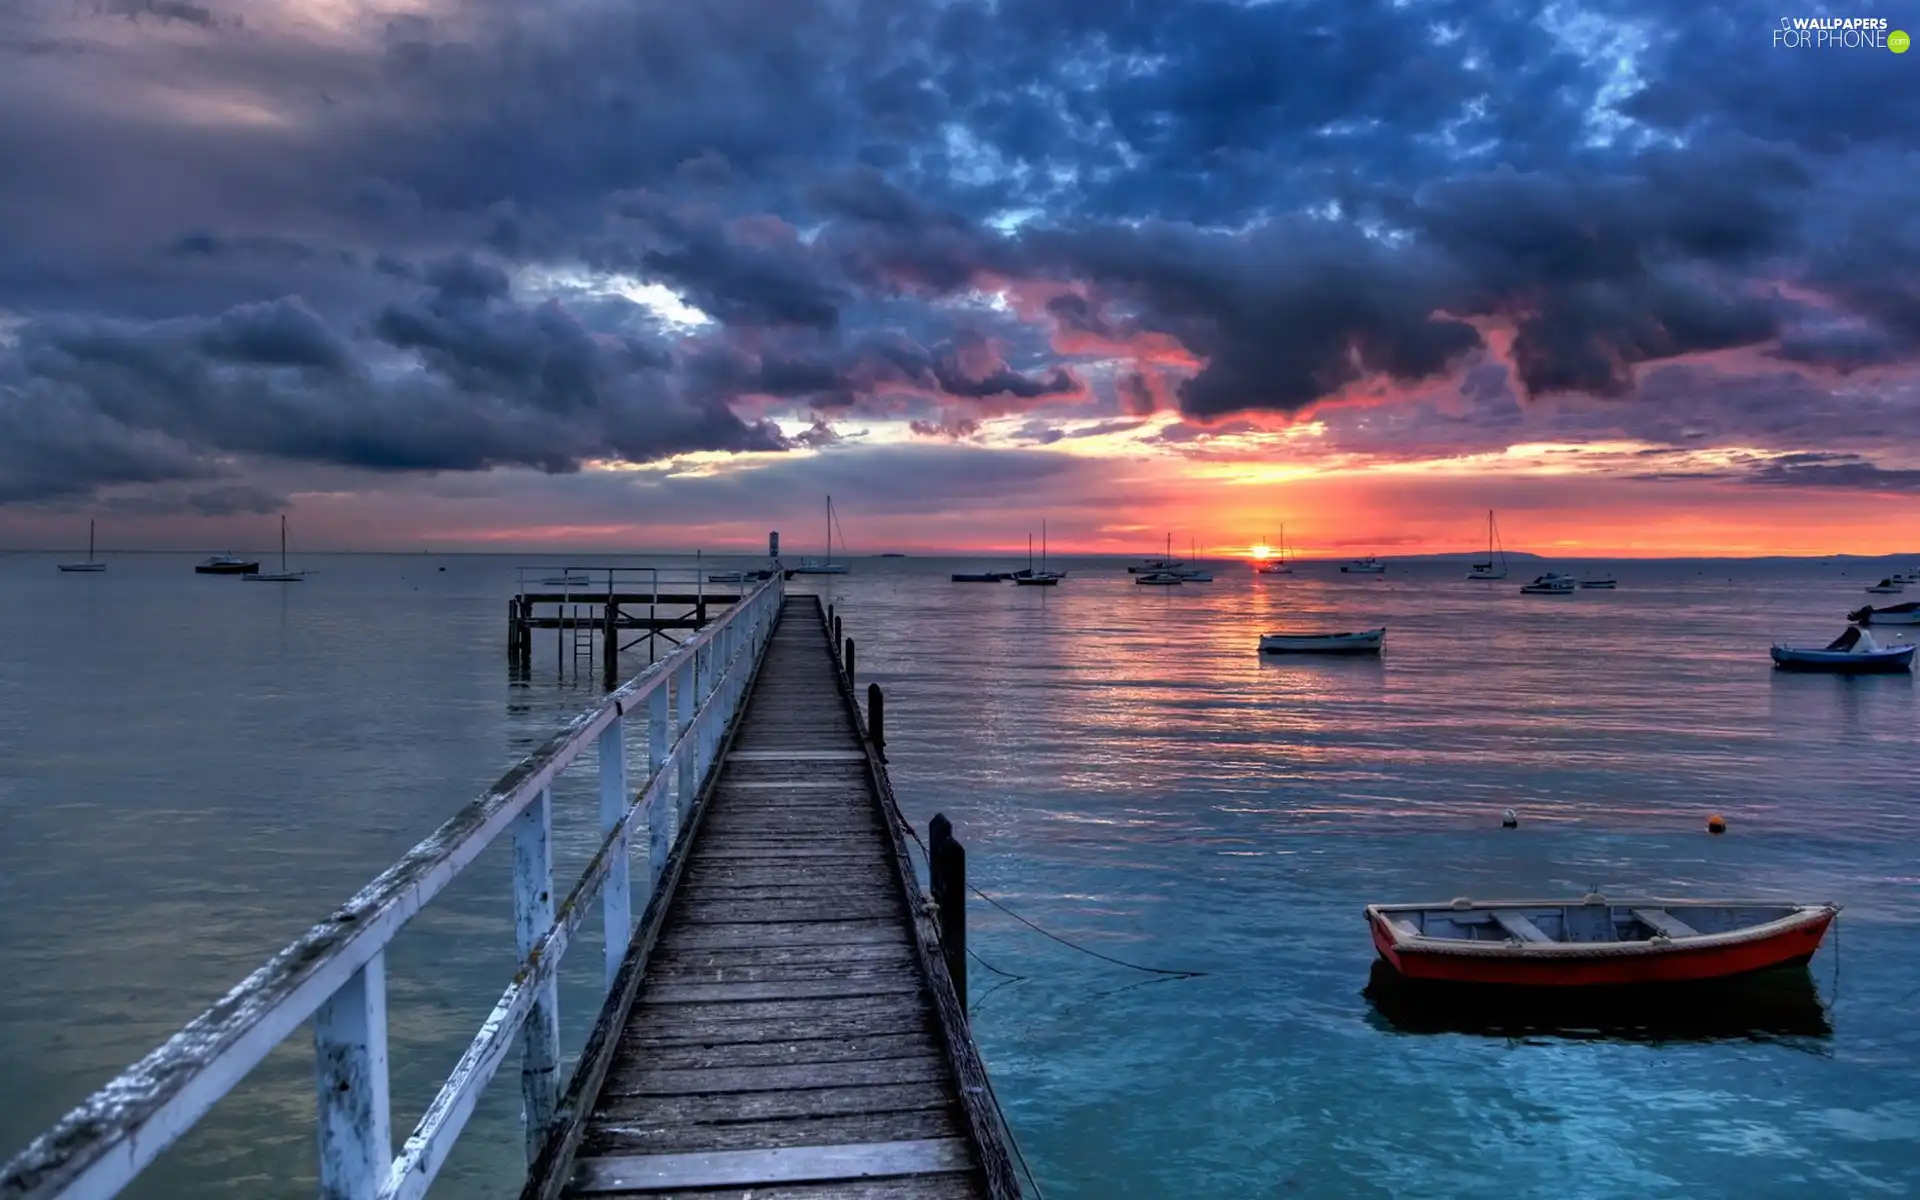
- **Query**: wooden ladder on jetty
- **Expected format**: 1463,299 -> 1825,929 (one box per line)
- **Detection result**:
0,582 -> 1023,1200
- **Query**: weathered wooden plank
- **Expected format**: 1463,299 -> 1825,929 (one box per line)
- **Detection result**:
658,922 -> 904,951
627,1004 -> 933,1049
608,1032 -> 938,1075
650,941 -> 912,969
606,1055 -> 950,1099
718,780 -> 868,791
672,899 -> 902,925
571,1139 -> 973,1193
725,750 -> 872,762
671,884 -> 900,907
643,977 -> 923,1005
596,1082 -> 954,1128
690,848 -> 884,862
638,1174 -> 981,1200
581,1108 -> 963,1158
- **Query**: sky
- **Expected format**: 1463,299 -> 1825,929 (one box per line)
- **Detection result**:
1,0 -> 1917,558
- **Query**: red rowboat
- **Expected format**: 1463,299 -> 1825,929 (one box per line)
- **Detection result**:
1367,895 -> 1839,988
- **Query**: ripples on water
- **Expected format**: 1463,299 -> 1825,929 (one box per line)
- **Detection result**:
2,553 -> 1917,1197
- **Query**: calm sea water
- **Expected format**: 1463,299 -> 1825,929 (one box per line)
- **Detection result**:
2,551 -> 1918,1197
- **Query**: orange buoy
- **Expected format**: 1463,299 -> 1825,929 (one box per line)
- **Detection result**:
1707,814 -> 1727,834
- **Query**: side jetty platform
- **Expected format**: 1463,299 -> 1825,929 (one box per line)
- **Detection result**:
1,577 -> 1024,1199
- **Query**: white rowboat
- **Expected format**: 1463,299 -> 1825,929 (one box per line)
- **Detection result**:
1258,628 -> 1386,655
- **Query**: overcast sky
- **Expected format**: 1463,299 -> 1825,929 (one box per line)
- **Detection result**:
1,0 -> 1915,556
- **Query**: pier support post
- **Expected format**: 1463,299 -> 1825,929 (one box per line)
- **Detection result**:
844,636 -> 856,683
833,614 -> 843,648
512,787 -> 560,1163
867,683 -> 885,759
508,598 -> 520,664
602,601 -> 618,691
313,953 -> 391,1200
929,814 -> 966,1013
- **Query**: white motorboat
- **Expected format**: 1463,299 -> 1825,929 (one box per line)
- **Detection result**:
1258,628 -> 1386,655
1864,578 -> 1905,595
790,495 -> 852,574
1342,556 -> 1386,575
1466,511 -> 1507,580
1520,573 -> 1577,595
1849,601 -> 1920,626
58,520 -> 106,572
1136,571 -> 1184,586
1771,626 -> 1915,673
1579,575 -> 1617,589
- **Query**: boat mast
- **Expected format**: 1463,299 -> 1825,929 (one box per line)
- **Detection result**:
1042,519 -> 1047,571
280,514 -> 288,571
825,495 -> 832,565
88,519 -> 95,563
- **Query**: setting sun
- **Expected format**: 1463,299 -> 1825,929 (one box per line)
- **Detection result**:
1250,544 -> 1272,559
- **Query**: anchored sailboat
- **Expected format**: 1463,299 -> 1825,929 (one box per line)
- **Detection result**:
1014,519 -> 1064,585
1467,510 -> 1508,580
245,515 -> 307,581
57,520 -> 106,572
791,495 -> 851,574
1255,526 -> 1292,574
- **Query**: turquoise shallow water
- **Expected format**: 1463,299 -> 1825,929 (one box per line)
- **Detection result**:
2,551 -> 1917,1197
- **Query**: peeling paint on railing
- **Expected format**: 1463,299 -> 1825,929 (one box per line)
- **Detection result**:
0,575 -> 785,1200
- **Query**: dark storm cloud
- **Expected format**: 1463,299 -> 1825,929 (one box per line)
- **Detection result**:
1630,451 -> 1920,493
2,0 -> 1918,512
0,272 -> 786,501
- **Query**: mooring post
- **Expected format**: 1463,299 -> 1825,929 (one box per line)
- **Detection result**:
507,597 -> 520,663
844,635 -> 856,683
929,814 -> 967,1012
833,613 -> 843,647
827,602 -> 835,632
867,682 -> 885,758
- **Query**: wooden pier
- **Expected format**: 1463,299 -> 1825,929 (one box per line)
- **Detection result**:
1,578 -> 1024,1200
525,594 -> 1020,1198
508,568 -> 746,687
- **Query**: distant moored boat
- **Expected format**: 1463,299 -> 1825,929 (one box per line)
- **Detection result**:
1865,578 -> 1905,594
1848,601 -> 1920,626
1341,556 -> 1386,575
58,520 -> 106,572
1258,628 -> 1385,655
1771,625 -> 1915,673
195,553 -> 260,575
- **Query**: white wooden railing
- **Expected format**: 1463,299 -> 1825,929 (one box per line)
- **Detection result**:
0,575 -> 787,1200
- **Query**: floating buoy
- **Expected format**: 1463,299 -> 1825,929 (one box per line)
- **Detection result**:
1707,813 -> 1727,834
1501,808 -> 1518,829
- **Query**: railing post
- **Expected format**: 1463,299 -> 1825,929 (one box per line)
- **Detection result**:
647,684 -> 671,883
867,682 -> 885,758
512,787 -> 559,1163
843,636 -> 856,683
674,660 -> 696,820
314,953 -> 392,1200
929,814 -> 967,1013
695,641 -> 714,779
833,613 -> 843,647
598,711 -> 630,991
